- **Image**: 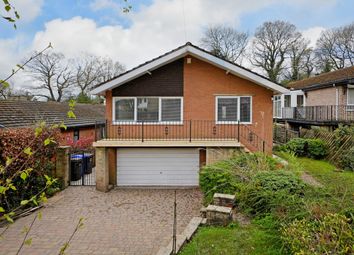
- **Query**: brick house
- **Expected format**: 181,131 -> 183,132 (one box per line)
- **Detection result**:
0,100 -> 105,146
91,42 -> 288,190
275,66 -> 354,127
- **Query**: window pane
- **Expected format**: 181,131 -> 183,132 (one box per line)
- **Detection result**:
115,98 -> 134,121
297,95 -> 304,107
284,95 -> 291,107
137,98 -> 159,122
217,98 -> 238,121
348,88 -> 354,105
240,97 -> 251,122
161,98 -> 181,121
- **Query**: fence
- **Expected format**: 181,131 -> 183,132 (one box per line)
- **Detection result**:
274,124 -> 354,164
300,128 -> 354,163
282,105 -> 354,123
273,124 -> 300,144
103,120 -> 271,153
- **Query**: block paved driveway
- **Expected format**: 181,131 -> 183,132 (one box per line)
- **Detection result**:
0,187 -> 202,255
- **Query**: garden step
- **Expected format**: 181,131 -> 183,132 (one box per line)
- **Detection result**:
206,205 -> 232,226
213,193 -> 236,207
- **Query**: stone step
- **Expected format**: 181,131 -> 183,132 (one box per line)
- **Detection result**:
213,193 -> 236,208
206,205 -> 233,226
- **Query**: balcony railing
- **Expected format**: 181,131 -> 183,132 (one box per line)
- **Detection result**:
98,120 -> 270,153
282,105 -> 354,123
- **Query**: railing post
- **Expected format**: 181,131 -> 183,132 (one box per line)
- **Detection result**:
262,141 -> 265,153
189,120 -> 192,142
141,121 -> 144,142
237,120 -> 240,142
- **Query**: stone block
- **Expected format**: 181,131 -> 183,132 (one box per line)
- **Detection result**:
206,205 -> 232,226
213,193 -> 236,208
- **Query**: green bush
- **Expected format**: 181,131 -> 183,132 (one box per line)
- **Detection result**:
282,213 -> 353,255
199,152 -> 279,204
339,147 -> 354,171
239,171 -> 307,217
282,138 -> 327,159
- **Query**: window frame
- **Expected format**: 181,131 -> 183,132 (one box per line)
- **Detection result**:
215,95 -> 252,124
347,85 -> 354,106
112,96 -> 183,124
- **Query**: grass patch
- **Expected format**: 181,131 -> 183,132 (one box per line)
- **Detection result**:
179,222 -> 283,255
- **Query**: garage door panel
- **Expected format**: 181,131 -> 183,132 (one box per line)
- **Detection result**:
117,148 -> 199,186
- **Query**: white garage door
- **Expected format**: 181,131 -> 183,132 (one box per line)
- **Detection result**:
117,148 -> 200,186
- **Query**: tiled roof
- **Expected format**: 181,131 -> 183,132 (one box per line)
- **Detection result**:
0,100 -> 105,129
287,66 -> 354,90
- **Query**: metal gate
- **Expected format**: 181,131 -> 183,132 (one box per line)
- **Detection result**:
69,151 -> 96,186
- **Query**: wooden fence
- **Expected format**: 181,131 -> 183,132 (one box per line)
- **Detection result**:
274,124 -> 354,164
300,129 -> 354,163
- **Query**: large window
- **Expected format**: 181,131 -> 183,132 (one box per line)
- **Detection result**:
113,97 -> 183,123
216,96 -> 252,123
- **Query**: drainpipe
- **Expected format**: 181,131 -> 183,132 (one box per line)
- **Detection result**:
335,84 -> 339,121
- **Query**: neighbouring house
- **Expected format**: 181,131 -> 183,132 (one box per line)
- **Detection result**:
274,66 -> 354,129
91,42 -> 288,190
0,100 -> 105,146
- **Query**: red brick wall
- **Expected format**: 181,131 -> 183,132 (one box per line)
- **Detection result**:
105,56 -> 274,152
183,56 -> 273,152
60,127 -> 96,146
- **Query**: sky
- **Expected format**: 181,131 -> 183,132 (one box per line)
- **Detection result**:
1,0 -> 354,91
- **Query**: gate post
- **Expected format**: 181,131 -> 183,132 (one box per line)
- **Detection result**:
95,147 -> 110,192
55,146 -> 70,188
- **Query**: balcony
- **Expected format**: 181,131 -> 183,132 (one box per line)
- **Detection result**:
94,120 -> 269,152
281,105 -> 354,125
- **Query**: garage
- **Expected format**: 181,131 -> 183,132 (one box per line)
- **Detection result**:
117,148 -> 200,186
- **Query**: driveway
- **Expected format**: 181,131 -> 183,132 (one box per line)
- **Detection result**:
0,187 -> 202,255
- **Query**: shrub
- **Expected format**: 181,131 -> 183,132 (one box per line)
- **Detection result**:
199,152 -> 279,204
282,213 -> 353,255
339,147 -> 354,171
282,138 -> 327,159
239,171 -> 307,218
0,126 -> 60,211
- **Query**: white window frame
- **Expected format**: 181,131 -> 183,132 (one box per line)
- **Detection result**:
112,96 -> 183,124
215,96 -> 252,124
347,85 -> 354,106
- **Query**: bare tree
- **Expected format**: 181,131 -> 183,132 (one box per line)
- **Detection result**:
285,38 -> 314,81
96,57 -> 125,84
201,25 -> 248,64
74,55 -> 125,95
26,52 -> 74,102
251,20 -> 302,83
316,22 -> 354,71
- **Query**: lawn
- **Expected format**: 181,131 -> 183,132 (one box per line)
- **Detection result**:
179,153 -> 354,255
179,222 -> 283,255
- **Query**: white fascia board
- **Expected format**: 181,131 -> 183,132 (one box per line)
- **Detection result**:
186,46 -> 289,94
91,47 -> 188,95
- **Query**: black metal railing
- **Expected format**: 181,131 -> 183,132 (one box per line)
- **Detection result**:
97,120 -> 270,153
282,105 -> 354,123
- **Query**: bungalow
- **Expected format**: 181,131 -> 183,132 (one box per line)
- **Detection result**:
91,42 -> 288,190
0,100 -> 105,146
274,66 -> 354,128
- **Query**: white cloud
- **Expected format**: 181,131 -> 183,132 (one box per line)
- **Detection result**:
13,0 -> 43,22
0,0 -> 339,91
302,26 -> 326,48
